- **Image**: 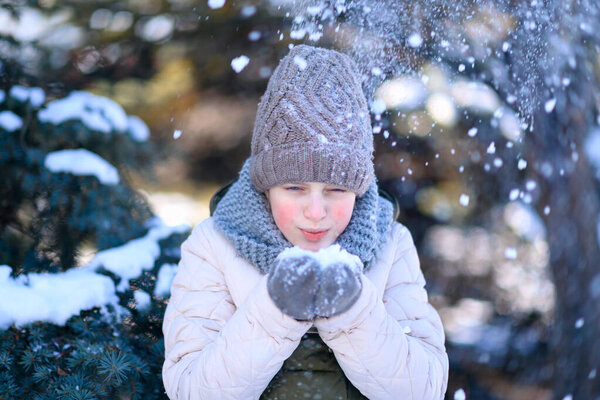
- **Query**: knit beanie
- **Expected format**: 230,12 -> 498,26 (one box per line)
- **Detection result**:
250,45 -> 374,196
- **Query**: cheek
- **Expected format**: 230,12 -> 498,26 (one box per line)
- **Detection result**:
271,201 -> 299,230
332,199 -> 354,227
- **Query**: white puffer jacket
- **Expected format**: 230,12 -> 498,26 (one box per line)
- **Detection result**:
162,217 -> 448,399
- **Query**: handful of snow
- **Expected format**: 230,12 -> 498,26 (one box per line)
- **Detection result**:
269,244 -> 364,318
276,244 -> 363,274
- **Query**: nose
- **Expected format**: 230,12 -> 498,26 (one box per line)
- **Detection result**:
304,193 -> 327,222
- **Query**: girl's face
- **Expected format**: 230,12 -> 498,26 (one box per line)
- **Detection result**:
266,182 -> 356,251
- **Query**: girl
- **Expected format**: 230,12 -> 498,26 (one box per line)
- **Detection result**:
162,45 -> 448,399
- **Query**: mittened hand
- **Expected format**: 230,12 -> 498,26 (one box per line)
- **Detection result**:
314,261 -> 362,318
267,245 -> 363,320
267,255 -> 321,320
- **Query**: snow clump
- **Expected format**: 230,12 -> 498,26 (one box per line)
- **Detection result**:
127,115 -> 150,142
154,263 -> 178,297
38,91 -> 128,134
0,110 -> 23,131
0,265 -> 119,329
9,85 -> 45,107
0,218 -> 187,328
133,290 -> 152,312
44,148 -> 120,185
83,218 -> 188,291
277,244 -> 362,274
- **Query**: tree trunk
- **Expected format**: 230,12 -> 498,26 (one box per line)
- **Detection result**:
529,104 -> 600,399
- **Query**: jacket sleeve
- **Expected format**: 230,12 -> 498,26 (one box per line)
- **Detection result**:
314,224 -> 449,400
162,222 -> 311,399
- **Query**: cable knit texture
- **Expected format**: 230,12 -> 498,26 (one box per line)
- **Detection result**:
213,159 -> 394,274
250,45 -> 374,196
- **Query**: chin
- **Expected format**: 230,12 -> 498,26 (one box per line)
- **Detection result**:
297,240 -> 331,252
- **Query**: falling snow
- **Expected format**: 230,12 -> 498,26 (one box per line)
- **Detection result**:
454,389 -> 466,400
407,33 -> 423,48
509,189 -> 520,201
504,247 -> 518,260
231,55 -> 249,72
544,98 -> 557,113
208,0 -> 226,9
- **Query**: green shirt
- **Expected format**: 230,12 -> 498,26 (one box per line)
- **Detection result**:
261,332 -> 367,400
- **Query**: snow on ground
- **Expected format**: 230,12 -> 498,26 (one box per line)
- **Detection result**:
0,219 -> 187,328
0,110 -> 23,132
44,148 -> 120,185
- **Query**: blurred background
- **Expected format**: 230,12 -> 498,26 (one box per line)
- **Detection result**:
1,0 -> 599,399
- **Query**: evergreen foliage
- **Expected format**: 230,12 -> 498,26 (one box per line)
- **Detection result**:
0,80 -> 188,398
0,84 -> 155,273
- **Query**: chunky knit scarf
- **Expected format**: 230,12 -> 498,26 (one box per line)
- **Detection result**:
213,159 -> 394,274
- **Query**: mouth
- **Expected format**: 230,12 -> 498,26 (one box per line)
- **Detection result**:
300,229 -> 328,241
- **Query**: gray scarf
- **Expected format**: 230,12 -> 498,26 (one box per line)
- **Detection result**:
213,159 -> 394,274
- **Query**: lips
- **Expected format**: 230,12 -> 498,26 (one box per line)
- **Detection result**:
300,229 -> 328,241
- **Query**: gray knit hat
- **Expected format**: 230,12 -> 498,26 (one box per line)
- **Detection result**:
249,45 -> 374,196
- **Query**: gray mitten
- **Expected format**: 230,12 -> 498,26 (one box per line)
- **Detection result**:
267,255 -> 321,320
314,261 -> 362,318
